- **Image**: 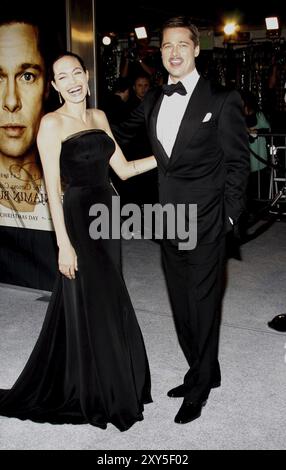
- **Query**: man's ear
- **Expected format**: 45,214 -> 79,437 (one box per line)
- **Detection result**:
194,45 -> 200,58
86,70 -> 89,81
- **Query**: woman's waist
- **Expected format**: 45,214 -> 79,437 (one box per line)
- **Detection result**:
62,177 -> 111,189
63,182 -> 112,193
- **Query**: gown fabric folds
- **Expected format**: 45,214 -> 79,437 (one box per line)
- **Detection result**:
0,129 -> 152,431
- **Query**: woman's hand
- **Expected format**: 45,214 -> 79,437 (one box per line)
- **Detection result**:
58,243 -> 78,279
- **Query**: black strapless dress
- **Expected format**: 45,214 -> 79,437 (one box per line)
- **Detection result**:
0,129 -> 152,431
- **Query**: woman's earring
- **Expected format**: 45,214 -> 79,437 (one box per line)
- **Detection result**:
87,85 -> 91,97
58,92 -> 63,104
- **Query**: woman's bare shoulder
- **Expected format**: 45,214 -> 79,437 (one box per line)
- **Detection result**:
89,108 -> 108,127
40,111 -> 63,129
37,112 -> 64,148
38,112 -> 66,143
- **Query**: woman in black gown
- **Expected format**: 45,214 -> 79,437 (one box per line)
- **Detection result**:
0,53 -> 156,431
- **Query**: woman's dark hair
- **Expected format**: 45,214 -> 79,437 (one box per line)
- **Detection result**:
52,52 -> 87,77
160,16 -> 200,47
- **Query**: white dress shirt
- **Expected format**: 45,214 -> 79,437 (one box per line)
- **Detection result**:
156,68 -> 200,157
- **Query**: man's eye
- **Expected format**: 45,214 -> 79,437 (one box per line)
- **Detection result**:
21,72 -> 36,83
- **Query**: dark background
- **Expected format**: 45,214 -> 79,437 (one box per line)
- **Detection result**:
10,1 -> 285,38
96,1 -> 285,32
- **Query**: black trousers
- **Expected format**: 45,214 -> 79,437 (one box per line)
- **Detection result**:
161,236 -> 226,403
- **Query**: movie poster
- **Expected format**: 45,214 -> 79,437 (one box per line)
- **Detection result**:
0,168 -> 53,231
0,2 -> 66,289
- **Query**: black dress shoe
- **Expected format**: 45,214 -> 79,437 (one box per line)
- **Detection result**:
167,384 -> 187,398
211,378 -> 221,388
174,400 -> 205,424
167,378 -> 221,398
268,314 -> 286,332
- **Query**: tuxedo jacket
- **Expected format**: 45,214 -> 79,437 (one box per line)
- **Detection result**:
113,77 -> 250,244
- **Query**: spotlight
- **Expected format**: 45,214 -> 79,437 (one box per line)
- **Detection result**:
102,32 -> 117,46
223,22 -> 238,36
265,17 -> 280,39
134,26 -> 148,40
265,17 -> 279,30
102,35 -> 112,46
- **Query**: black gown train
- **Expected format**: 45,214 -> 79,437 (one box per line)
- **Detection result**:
0,129 -> 152,431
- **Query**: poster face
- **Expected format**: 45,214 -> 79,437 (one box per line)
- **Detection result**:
0,21 -> 53,230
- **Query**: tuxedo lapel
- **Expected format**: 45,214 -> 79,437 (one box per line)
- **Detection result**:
148,91 -> 170,168
168,77 -> 212,167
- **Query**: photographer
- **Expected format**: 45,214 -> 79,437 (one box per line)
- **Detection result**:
120,35 -> 157,82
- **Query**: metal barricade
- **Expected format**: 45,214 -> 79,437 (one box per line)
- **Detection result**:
249,133 -> 286,207
267,134 -> 286,202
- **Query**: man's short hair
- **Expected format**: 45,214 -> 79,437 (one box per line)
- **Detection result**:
160,16 -> 200,48
0,8 -> 57,80
133,73 -> 151,84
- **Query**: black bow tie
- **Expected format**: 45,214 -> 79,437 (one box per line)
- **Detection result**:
162,81 -> 187,96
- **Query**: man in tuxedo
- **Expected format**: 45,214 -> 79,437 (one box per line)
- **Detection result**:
113,16 -> 249,424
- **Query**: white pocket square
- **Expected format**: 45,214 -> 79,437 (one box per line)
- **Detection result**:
202,112 -> 212,122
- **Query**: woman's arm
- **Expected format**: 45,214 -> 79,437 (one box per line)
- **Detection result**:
37,115 -> 77,279
95,109 -> 157,180
110,148 -> 157,180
